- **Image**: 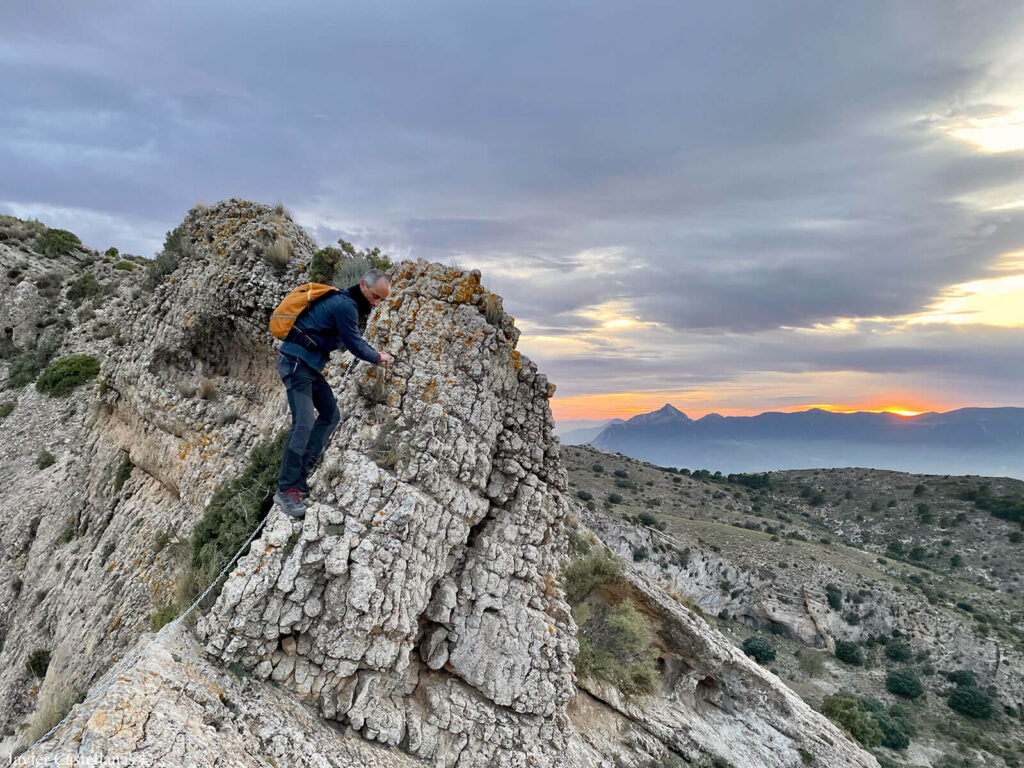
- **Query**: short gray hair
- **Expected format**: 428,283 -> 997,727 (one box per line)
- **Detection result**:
361,268 -> 388,286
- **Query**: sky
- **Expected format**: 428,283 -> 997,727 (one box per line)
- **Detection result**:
4,1 -> 1024,423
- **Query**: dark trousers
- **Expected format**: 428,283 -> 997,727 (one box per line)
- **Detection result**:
277,352 -> 341,492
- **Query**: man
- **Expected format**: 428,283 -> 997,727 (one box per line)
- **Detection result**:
273,268 -> 394,518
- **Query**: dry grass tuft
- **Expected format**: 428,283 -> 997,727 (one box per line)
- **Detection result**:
263,236 -> 293,272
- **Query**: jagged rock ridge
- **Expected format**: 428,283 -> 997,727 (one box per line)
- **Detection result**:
1,201 -> 878,768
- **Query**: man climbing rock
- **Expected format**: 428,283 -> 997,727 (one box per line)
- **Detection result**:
273,268 -> 394,518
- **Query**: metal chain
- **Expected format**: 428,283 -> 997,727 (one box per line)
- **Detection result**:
14,486 -> 274,764
14,356 -> 369,764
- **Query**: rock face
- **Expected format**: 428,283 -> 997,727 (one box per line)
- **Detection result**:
196,259 -> 578,766
2,201 -> 880,768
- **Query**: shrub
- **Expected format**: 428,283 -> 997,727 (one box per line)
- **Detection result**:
36,228 -> 81,256
262,237 -> 292,273
825,583 -> 842,610
35,354 -> 100,396
916,503 -> 932,523
113,455 -> 134,493
562,549 -> 623,602
150,603 -> 178,631
742,635 -> 777,664
105,247 -> 119,257
186,432 -> 286,607
796,647 -> 825,676
575,601 -> 658,696
835,640 -> 863,666
632,547 -> 648,562
636,511 -> 661,528
0,402 -> 14,419
25,648 -> 52,678
576,490 -> 593,502
885,640 -> 912,663
875,709 -> 913,750
821,694 -> 883,748
113,260 -> 135,271
144,224 -> 189,288
886,668 -> 924,699
65,272 -> 104,305
7,344 -> 57,388
948,686 -> 993,719
607,493 -> 623,505
613,469 -> 630,479
886,540 -> 904,557
945,669 -> 977,687
36,451 -> 56,469
592,463 -> 604,473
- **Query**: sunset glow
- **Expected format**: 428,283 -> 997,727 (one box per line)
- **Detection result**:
550,393 -> 941,422
946,107 -> 1024,153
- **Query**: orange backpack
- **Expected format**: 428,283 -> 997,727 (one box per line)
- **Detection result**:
269,283 -> 339,339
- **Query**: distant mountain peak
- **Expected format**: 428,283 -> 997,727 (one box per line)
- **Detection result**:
627,403 -> 691,425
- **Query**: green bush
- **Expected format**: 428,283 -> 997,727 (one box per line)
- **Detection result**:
607,493 -> 623,505
189,432 -> 287,583
36,228 -> 81,256
309,240 -> 392,285
886,668 -> 924,699
632,547 -> 648,562
576,490 -> 593,502
825,583 -> 842,610
562,549 -> 623,603
591,463 -> 604,473
0,402 -> 13,419
113,455 -> 134,493
875,710 -> 913,750
613,469 -> 630,479
885,640 -> 911,663
144,224 -> 189,289
821,694 -> 883,748
65,272 -> 104,305
742,634 -> 777,664
916,503 -> 932,523
835,640 -> 863,666
7,344 -> 57,388
576,601 -> 658,696
113,260 -> 135,271
36,451 -> 56,470
948,686 -> 993,719
104,247 -> 119,257
25,648 -> 51,678
35,354 -> 100,396
150,603 -> 178,632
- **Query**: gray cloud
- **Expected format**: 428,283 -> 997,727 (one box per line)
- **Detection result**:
4,0 -> 1024,410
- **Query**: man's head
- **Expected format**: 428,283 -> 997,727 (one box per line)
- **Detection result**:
359,268 -> 391,307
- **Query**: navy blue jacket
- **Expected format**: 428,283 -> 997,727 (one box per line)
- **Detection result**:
280,289 -> 380,371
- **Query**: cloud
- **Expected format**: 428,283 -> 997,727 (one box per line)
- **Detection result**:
4,1 -> 1024,415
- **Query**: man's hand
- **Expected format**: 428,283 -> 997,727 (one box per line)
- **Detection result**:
378,351 -> 394,368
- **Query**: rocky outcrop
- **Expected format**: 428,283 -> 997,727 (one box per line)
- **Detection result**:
196,259 -> 578,766
3,202 -> 881,768
566,564 -> 878,768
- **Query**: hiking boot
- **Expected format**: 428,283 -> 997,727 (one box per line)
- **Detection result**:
274,488 -> 307,518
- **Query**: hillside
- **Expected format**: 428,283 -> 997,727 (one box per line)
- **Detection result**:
0,204 -> 877,768
563,444 -> 1024,767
